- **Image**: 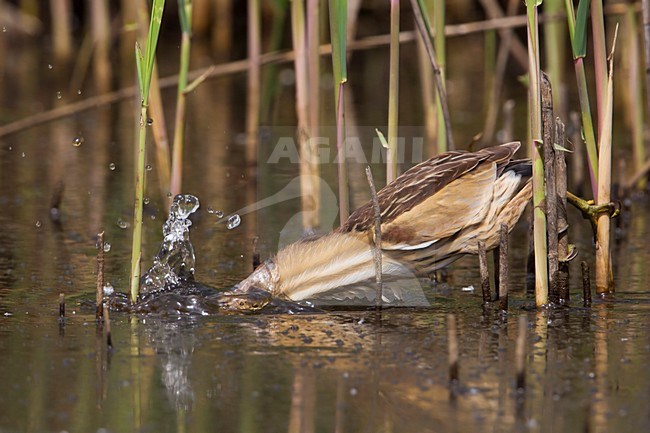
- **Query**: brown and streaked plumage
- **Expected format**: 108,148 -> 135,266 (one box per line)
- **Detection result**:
232,142 -> 532,305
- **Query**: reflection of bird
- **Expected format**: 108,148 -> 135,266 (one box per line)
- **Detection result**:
232,142 -> 532,305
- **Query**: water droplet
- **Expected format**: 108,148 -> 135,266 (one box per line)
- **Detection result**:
143,197 -> 150,205
226,214 -> 241,230
56,91 -> 62,100
167,192 -> 172,197
207,207 -> 224,218
72,136 -> 84,147
103,242 -> 111,252
103,283 -> 114,296
145,164 -> 152,171
7,146 -> 12,151
2,27 -> 6,33
21,152 -> 25,158
48,64 -> 53,70
35,220 -> 42,228
109,163 -> 116,171
146,118 -> 154,126
117,219 -> 129,229
77,89 -> 82,95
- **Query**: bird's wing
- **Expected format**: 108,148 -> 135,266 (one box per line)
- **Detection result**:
339,142 -> 520,234
380,163 -> 497,250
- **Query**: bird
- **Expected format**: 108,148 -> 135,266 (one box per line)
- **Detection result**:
229,142 -> 532,308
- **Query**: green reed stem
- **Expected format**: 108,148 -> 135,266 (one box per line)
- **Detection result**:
543,0 -> 566,117
591,0 -> 607,137
526,0 -> 548,307
130,0 -> 165,304
565,0 -> 599,198
387,0 -> 400,183
171,0 -> 192,197
329,0 -> 349,223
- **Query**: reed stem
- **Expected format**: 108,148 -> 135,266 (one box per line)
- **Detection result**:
433,0 -> 446,154
595,27 -> 617,295
582,260 -> 592,306
365,166 -> 383,309
624,4 -> 646,190
387,0 -> 400,182
59,293 -> 65,319
591,0 -> 608,137
527,1 -> 548,307
643,0 -> 650,117
50,0 -> 73,66
555,119 -> 570,304
565,0 -> 599,198
171,0 -> 193,197
245,0 -> 261,167
130,0 -> 165,304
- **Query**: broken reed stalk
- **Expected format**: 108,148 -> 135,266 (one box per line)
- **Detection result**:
329,0 -> 349,223
59,293 -> 65,319
498,224 -> 508,312
564,0 -> 599,198
170,0 -> 194,196
526,1 -> 549,307
365,166 -> 383,309
130,0 -> 165,304
410,0 -> 454,150
582,261 -> 592,306
595,27 -> 617,295
555,119 -> 570,304
493,246 -> 500,301
387,0 -> 400,183
103,305 -> 113,349
478,241 -> 490,305
515,315 -> 527,391
541,72 -> 559,304
96,231 -> 105,319
245,0 -> 261,167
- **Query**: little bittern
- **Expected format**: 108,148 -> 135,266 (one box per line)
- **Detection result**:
231,142 -> 532,306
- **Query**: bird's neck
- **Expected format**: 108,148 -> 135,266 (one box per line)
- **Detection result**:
273,231 -> 381,300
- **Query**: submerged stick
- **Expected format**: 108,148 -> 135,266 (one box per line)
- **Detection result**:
365,166 -> 383,309
59,293 -> 65,319
542,72 -> 559,304
447,314 -> 459,395
103,305 -> 113,349
478,241 -> 490,305
515,315 -> 527,391
96,231 -> 105,320
499,224 -> 509,312
582,261 -> 592,307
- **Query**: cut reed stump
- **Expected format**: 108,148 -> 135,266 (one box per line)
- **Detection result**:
498,224 -> 509,312
96,231 -> 105,319
59,293 -> 65,319
478,241 -> 491,305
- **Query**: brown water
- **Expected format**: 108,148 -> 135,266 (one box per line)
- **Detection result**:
1,29 -> 649,433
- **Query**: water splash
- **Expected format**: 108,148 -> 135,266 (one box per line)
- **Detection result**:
226,214 -> 240,229
140,194 -> 200,295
